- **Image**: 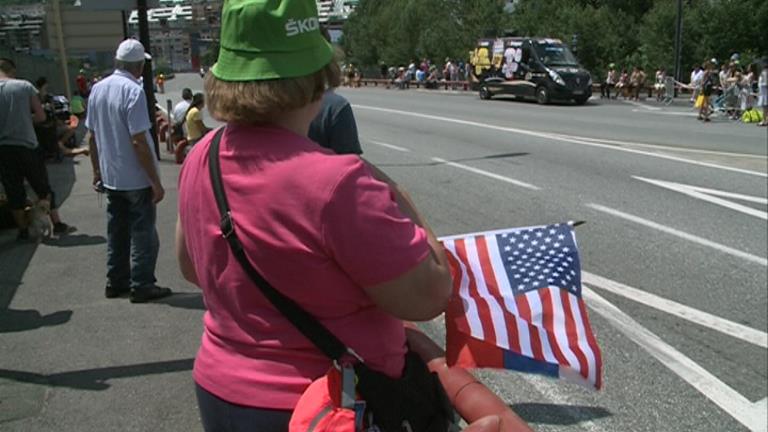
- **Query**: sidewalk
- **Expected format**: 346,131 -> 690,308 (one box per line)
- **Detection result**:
0,153 -> 205,431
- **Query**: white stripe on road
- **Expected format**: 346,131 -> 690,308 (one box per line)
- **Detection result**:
431,157 -> 540,190
354,104 -> 767,178
583,286 -> 768,432
623,100 -> 662,111
583,271 -> 768,348
587,203 -> 768,266
634,176 -> 768,220
367,140 -> 411,152
550,134 -> 768,160
632,109 -> 701,117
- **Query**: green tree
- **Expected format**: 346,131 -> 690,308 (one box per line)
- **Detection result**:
343,0 -> 767,78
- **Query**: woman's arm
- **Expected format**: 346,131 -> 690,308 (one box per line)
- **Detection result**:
361,161 -> 453,321
176,215 -> 200,287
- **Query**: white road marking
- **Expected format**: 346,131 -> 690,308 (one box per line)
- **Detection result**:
624,100 -> 662,111
551,134 -> 767,160
582,272 -> 768,348
631,108 -> 700,117
587,203 -> 768,266
634,176 -> 768,220
584,286 -> 768,432
431,157 -> 540,190
354,104 -> 767,178
368,139 -> 411,152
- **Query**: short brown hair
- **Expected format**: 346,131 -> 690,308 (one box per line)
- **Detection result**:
0,57 -> 16,75
205,59 -> 341,125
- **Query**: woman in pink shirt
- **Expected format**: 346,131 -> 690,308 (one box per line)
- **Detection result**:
175,1 -> 452,431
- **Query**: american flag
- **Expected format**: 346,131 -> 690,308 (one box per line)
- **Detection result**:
441,223 -> 603,390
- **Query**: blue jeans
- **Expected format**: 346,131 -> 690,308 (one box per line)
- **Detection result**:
106,188 -> 159,291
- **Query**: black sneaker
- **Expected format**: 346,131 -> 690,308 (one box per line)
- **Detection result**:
16,228 -> 30,241
130,286 -> 172,303
105,284 -> 130,299
53,222 -> 75,235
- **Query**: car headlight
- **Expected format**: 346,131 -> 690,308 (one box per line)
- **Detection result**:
587,75 -> 593,87
548,69 -> 566,86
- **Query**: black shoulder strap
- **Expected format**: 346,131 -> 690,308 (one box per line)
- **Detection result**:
207,127 -> 350,362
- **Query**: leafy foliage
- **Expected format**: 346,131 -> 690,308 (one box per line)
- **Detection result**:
343,0 -> 766,79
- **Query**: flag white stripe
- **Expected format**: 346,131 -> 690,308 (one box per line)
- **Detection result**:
548,287 -> 582,371
443,240 -> 484,339
485,234 -> 533,357
465,237 -> 510,349
567,291 -> 597,386
526,290 -> 559,365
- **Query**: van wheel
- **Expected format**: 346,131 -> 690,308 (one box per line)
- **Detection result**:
574,96 -> 589,105
479,86 -> 492,100
536,87 -> 549,104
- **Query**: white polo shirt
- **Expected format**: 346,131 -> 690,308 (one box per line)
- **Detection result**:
85,69 -> 158,191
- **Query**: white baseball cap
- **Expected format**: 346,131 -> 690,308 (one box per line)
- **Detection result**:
115,39 -> 152,62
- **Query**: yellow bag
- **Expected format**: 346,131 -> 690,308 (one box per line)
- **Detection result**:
694,94 -> 705,108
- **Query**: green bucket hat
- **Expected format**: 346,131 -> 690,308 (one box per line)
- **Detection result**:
212,0 -> 334,81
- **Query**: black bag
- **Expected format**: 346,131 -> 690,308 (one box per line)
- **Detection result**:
207,128 -> 454,431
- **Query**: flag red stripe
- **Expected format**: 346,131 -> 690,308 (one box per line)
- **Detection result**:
515,294 -> 544,361
561,292 -> 590,380
475,235 -> 521,353
444,245 -> 472,336
578,298 -> 603,390
539,287 -> 569,366
454,238 -> 497,344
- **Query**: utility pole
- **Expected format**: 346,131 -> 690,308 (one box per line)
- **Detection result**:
137,0 -> 160,159
673,0 -> 683,84
52,0 -> 72,99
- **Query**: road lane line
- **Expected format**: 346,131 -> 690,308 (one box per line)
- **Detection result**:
354,104 -> 767,178
634,176 -> 768,220
431,157 -> 540,190
368,140 -> 411,152
583,286 -> 768,432
549,134 -> 768,160
582,272 -> 768,348
587,203 -> 768,266
623,100 -> 662,111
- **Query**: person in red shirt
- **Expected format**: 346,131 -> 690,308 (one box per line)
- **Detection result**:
175,1 -> 452,430
75,69 -> 88,98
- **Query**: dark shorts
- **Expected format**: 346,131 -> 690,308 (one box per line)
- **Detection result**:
0,145 -> 55,210
195,383 -> 292,432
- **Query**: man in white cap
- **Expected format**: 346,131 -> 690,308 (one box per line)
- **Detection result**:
85,39 -> 171,303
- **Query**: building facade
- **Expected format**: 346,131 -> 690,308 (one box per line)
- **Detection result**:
127,0 -> 222,71
0,5 -> 46,53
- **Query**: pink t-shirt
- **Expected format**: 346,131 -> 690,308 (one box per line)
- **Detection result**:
178,124 -> 429,410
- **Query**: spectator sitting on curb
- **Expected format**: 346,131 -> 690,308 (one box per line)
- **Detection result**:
172,88 -> 193,145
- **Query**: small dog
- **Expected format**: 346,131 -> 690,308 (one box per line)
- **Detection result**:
26,199 -> 53,239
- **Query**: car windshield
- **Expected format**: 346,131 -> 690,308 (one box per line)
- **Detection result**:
533,42 -> 579,67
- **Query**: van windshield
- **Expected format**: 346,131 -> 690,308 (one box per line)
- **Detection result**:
533,42 -> 579,67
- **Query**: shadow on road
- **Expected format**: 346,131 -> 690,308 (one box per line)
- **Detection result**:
0,309 -> 73,333
0,358 -> 194,391
156,292 -> 205,310
0,156 -> 78,310
379,152 -> 530,168
510,402 -> 612,425
0,240 -> 38,310
42,233 -> 106,247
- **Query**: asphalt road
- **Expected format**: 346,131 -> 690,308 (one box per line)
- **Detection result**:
1,73 -> 766,432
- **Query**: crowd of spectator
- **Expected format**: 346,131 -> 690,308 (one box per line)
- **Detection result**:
599,54 -> 768,125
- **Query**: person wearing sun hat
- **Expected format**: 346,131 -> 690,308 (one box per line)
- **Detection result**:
175,1 -> 452,430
